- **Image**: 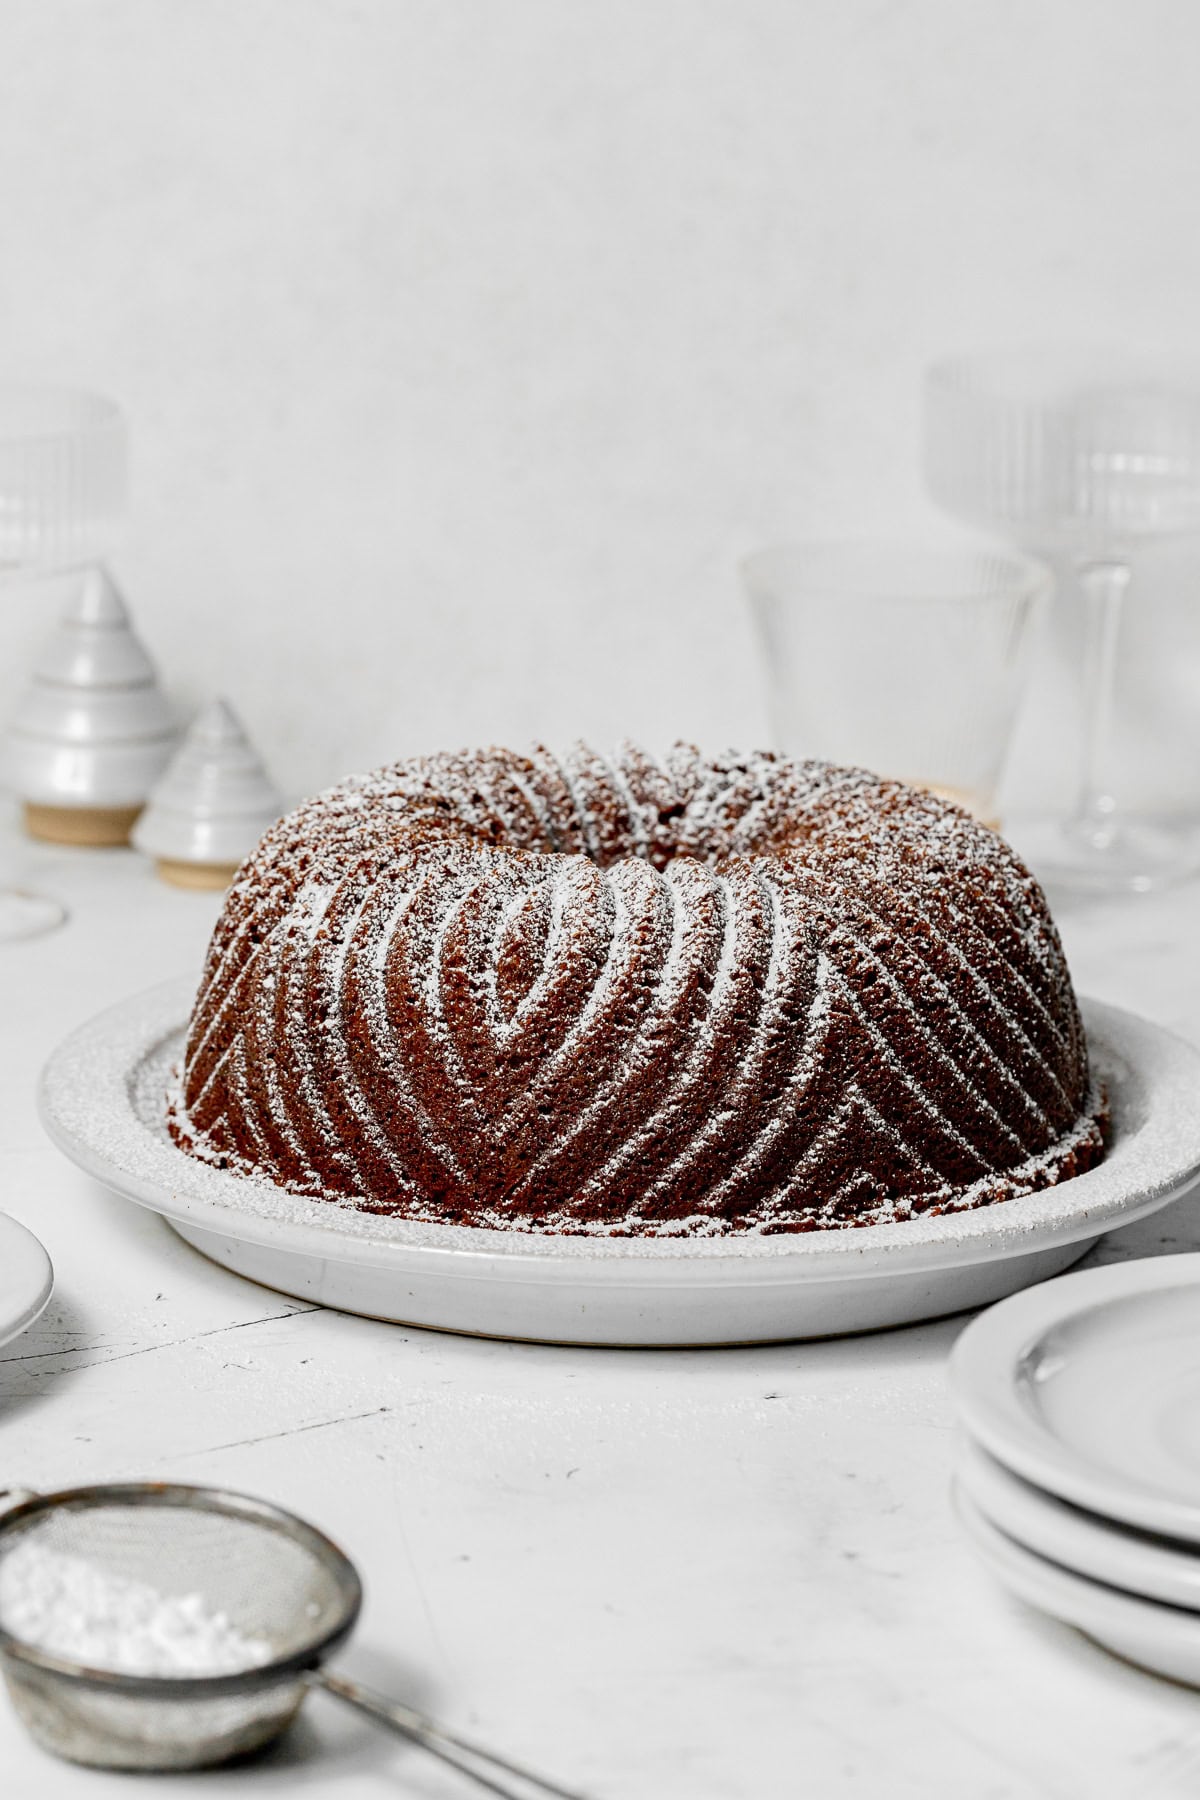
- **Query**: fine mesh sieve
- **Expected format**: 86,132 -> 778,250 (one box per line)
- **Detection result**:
0,1484 -> 585,1797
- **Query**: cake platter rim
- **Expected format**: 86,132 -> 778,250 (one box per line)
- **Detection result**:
36,978 -> 1200,1286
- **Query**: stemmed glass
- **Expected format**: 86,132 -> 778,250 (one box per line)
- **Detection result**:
924,350 -> 1200,893
0,385 -> 127,940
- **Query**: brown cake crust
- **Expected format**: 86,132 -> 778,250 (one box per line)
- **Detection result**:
168,743 -> 1106,1235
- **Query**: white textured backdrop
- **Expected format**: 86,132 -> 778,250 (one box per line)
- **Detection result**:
1,0 -> 1199,815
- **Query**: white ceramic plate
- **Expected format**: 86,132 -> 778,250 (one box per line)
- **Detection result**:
0,1215 -> 53,1350
957,1437 -> 1200,1611
953,1256 -> 1200,1543
954,1483 -> 1200,1689
37,982 -> 1200,1346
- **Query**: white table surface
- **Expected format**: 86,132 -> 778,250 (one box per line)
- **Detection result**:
3,810 -> 1200,1800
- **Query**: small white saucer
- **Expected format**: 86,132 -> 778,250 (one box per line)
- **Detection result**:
952,1256 -> 1200,1544
957,1438 -> 1200,1612
36,985 -> 1200,1346
953,1483 -> 1200,1689
0,1215 -> 53,1349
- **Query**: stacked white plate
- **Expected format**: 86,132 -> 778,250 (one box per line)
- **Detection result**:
950,1255 -> 1200,1686
0,1216 -> 53,1350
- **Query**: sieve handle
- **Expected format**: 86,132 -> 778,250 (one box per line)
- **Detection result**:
315,1668 -> 590,1800
0,1488 -> 38,1517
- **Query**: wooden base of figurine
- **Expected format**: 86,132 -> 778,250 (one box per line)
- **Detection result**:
25,803 -> 142,847
155,858 -> 239,891
919,785 -> 1002,833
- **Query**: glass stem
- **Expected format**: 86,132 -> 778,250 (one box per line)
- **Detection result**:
1070,556 -> 1130,850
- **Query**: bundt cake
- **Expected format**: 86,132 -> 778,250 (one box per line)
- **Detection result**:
168,743 -> 1106,1236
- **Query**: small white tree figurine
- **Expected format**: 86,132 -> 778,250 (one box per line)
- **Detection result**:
3,568 -> 177,845
132,698 -> 284,889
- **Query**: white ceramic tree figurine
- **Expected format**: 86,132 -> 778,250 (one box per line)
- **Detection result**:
132,697 -> 284,889
3,568 -> 177,845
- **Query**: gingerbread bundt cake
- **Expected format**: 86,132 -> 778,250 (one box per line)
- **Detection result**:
169,743 -> 1106,1236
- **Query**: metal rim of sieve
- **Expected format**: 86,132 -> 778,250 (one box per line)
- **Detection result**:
0,1482 -> 362,1699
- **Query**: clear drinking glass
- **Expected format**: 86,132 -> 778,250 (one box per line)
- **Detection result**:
0,386 -> 127,940
924,349 -> 1200,893
742,541 -> 1046,828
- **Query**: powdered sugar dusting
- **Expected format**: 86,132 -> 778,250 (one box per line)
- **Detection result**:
157,745 -> 1108,1238
162,743 -> 1108,1237
0,1538 -> 271,1677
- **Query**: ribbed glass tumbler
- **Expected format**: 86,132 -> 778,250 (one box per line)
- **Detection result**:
0,385 -> 128,939
742,541 -> 1047,829
0,386 -> 126,573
